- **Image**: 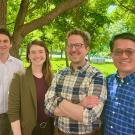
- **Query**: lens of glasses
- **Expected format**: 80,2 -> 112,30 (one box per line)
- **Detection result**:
68,43 -> 84,49
113,48 -> 135,56
125,49 -> 135,56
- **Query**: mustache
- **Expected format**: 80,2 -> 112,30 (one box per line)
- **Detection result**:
69,51 -> 81,55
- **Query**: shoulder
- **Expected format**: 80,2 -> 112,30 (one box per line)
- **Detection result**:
13,69 -> 26,79
52,67 -> 70,81
107,73 -> 116,81
9,56 -> 23,67
87,65 -> 105,78
57,67 -> 70,76
10,56 -> 22,63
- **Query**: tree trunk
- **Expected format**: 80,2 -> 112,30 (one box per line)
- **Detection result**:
10,30 -> 24,58
60,50 -> 63,59
0,0 -> 7,28
65,50 -> 69,67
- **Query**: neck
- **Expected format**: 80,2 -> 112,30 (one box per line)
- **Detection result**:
71,59 -> 86,70
119,71 -> 132,79
32,65 -> 43,78
0,53 -> 9,63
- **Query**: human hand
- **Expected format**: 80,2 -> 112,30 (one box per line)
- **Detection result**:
80,96 -> 99,108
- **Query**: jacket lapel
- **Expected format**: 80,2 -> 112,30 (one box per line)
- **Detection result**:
26,67 -> 37,114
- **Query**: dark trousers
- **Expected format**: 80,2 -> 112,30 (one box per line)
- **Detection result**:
0,113 -> 11,135
54,127 -> 100,135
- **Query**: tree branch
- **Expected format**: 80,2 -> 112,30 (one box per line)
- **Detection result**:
13,0 -> 30,32
21,0 -> 86,36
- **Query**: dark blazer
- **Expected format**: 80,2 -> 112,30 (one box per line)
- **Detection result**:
8,67 -> 51,135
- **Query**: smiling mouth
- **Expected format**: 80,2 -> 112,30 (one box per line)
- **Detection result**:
0,47 -> 7,49
69,52 -> 81,55
34,59 -> 42,61
119,61 -> 129,64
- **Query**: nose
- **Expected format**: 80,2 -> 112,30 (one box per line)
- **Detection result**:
71,46 -> 76,51
0,43 -> 4,47
121,51 -> 128,58
35,53 -> 41,58
0,41 -> 6,45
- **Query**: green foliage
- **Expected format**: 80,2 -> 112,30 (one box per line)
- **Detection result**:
51,58 -> 67,73
7,0 -> 21,30
27,0 -> 55,21
6,0 -> 135,58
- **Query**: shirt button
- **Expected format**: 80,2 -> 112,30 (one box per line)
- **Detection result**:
110,126 -> 113,129
121,80 -> 124,83
112,111 -> 115,114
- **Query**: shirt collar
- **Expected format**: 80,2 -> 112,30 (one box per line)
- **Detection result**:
7,55 -> 14,62
115,71 -> 135,84
0,55 -> 13,63
70,60 -> 90,73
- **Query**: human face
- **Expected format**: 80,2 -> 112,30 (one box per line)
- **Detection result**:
67,34 -> 89,67
111,39 -> 135,78
28,45 -> 46,67
0,34 -> 12,56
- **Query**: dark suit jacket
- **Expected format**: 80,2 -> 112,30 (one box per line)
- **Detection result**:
8,67 -> 40,135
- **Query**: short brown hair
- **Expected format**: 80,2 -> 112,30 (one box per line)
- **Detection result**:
66,28 -> 91,47
0,28 -> 12,43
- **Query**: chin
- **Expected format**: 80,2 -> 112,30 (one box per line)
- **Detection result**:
33,63 -> 43,66
120,69 -> 133,74
72,60 -> 80,63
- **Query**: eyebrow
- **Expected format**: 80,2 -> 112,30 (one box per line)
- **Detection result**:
30,49 -> 44,52
0,39 -> 9,42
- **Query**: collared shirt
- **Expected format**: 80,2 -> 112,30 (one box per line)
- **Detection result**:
0,56 -> 23,114
45,62 -> 107,134
104,72 -> 135,135
108,72 -> 118,100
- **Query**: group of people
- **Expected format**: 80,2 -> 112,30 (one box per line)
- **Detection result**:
0,27 -> 135,135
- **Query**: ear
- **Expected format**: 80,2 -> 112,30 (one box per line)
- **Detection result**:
10,43 -> 12,48
86,46 -> 90,52
28,54 -> 31,60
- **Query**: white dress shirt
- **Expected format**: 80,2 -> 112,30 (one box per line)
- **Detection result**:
0,55 -> 23,114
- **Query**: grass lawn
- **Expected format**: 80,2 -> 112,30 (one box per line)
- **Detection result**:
51,58 -> 116,76
92,63 -> 116,76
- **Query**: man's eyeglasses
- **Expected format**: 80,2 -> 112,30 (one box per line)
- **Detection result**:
67,43 -> 84,49
112,48 -> 135,56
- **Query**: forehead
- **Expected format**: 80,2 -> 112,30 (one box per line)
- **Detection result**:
113,39 -> 135,49
0,34 -> 10,40
30,44 -> 45,51
68,34 -> 84,43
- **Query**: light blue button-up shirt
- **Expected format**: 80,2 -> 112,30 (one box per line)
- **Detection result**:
0,55 -> 23,114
